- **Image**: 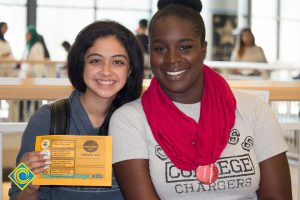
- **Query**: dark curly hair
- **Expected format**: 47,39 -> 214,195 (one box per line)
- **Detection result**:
149,0 -> 205,42
68,20 -> 144,135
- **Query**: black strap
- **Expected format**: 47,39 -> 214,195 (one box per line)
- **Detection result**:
50,98 -> 70,135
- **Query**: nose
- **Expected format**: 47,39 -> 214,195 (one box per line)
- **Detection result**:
101,62 -> 112,76
168,49 -> 182,65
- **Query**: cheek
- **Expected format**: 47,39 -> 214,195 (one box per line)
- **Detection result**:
82,65 -> 96,81
150,54 -> 163,67
117,68 -> 130,84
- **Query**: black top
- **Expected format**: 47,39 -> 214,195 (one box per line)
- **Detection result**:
136,34 -> 149,54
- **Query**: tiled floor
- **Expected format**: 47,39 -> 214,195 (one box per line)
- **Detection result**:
2,164 -> 299,200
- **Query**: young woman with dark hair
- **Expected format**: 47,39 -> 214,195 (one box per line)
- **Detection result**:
109,0 -> 292,199
9,20 -> 144,200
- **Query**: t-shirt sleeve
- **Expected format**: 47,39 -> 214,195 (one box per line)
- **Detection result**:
109,101 -> 149,164
253,96 -> 288,162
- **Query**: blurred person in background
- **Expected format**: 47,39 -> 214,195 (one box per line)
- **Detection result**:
39,34 -> 50,59
136,19 -> 149,54
58,41 -> 72,78
62,40 -> 71,53
0,22 -> 19,122
21,25 -> 46,78
136,19 -> 151,78
19,25 -> 47,121
0,22 -> 15,76
230,28 -> 267,76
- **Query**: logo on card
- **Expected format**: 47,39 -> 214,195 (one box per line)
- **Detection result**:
83,140 -> 98,153
8,162 -> 36,190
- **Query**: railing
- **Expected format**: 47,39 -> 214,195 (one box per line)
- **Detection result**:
0,78 -> 300,199
1,60 -> 300,80
0,78 -> 299,100
0,60 -> 66,79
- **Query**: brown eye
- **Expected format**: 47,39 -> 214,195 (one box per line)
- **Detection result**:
153,46 -> 167,53
179,45 -> 192,51
89,59 -> 101,64
113,60 -> 126,65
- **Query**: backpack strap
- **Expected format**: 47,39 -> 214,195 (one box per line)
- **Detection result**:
50,98 -> 70,135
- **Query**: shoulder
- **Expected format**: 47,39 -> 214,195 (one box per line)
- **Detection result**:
112,98 -> 143,117
252,45 -> 264,52
31,104 -> 51,120
110,99 -> 145,127
31,42 -> 44,52
233,89 -> 270,116
233,89 -> 257,106
19,104 -> 51,160
25,104 -> 51,133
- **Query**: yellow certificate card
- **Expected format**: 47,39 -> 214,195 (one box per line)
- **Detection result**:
33,135 -> 112,186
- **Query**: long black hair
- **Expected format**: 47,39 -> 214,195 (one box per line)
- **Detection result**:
68,20 -> 144,135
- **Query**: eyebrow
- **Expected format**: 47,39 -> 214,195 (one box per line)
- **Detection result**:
87,53 -> 128,60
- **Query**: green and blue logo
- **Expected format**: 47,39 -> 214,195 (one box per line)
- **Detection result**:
8,162 -> 36,190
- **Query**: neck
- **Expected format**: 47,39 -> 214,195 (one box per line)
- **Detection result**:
80,92 -> 113,128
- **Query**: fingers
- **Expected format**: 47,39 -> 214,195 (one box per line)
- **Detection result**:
20,151 -> 51,175
16,151 -> 51,193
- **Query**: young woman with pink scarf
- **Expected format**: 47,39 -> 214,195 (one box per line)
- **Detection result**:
109,0 -> 292,199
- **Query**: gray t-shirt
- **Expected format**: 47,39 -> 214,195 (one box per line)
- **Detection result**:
9,90 -> 123,200
109,90 -> 287,200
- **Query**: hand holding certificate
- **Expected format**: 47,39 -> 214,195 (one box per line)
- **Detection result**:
33,135 -> 112,186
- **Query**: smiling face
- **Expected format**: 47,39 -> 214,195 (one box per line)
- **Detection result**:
83,36 -> 130,100
150,16 -> 207,103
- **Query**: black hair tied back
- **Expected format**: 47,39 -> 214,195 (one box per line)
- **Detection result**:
157,0 -> 202,13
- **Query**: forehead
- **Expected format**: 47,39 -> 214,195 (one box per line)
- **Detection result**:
89,36 -> 125,51
242,31 -> 252,36
151,16 -> 197,41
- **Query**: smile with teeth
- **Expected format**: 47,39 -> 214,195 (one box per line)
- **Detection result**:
166,70 -> 186,76
97,80 -> 114,85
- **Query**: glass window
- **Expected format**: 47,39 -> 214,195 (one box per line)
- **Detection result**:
251,18 -> 277,62
97,10 -> 150,33
281,0 -> 300,20
252,0 -> 277,18
0,3 -> 26,59
279,0 -> 300,62
0,0 -> 25,5
251,0 -> 277,62
97,0 -> 150,10
280,21 -> 300,62
37,7 -> 94,60
38,0 -> 94,8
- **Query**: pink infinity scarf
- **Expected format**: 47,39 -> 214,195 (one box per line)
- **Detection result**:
142,65 -> 236,171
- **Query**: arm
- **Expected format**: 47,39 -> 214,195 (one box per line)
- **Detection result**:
258,47 -> 267,63
109,102 -> 158,199
257,152 -> 292,200
16,151 -> 50,200
113,159 -> 160,200
249,95 -> 292,199
9,105 -> 51,200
